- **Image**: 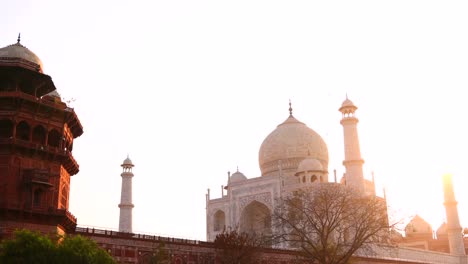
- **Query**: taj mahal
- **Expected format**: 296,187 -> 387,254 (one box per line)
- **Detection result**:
206,99 -> 377,241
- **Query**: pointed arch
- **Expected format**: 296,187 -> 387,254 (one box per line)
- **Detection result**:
213,210 -> 226,231
311,175 -> 318,183
240,201 -> 271,236
16,121 -> 30,141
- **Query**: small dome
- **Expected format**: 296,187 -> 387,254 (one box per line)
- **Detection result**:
122,156 -> 134,167
339,96 -> 358,113
45,90 -> 61,98
436,222 -> 447,236
0,38 -> 43,72
341,98 -> 355,108
230,170 -> 247,183
405,215 -> 432,235
296,157 -> 323,174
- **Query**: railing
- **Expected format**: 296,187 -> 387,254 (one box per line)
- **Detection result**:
75,226 -> 209,246
0,91 -> 66,110
0,137 -> 79,174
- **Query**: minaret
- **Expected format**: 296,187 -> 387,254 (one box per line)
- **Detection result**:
442,174 -> 465,255
119,156 -> 135,233
339,96 -> 365,193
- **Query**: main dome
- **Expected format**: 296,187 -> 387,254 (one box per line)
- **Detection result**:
259,114 -> 329,177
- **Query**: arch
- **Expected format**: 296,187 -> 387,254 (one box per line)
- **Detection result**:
311,175 -> 318,183
16,121 -> 30,141
240,201 -> 271,236
32,125 -> 46,145
213,210 -> 226,232
48,129 -> 61,148
60,185 -> 69,209
0,119 -> 13,138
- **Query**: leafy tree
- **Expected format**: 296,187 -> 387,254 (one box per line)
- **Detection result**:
213,228 -> 262,264
0,229 -> 115,264
272,183 -> 392,264
57,234 -> 115,264
0,229 -> 56,264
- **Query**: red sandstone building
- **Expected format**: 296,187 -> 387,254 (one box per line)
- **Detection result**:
0,36 -> 82,237
1,38 -> 467,264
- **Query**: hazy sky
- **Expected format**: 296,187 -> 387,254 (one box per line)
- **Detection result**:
2,0 -> 468,240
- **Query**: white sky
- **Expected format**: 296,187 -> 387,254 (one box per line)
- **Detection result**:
2,0 -> 468,240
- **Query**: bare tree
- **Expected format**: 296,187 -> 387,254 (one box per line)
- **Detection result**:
272,183 -> 392,264
213,228 -> 263,264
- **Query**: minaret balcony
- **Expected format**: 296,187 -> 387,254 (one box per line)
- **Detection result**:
0,138 -> 79,175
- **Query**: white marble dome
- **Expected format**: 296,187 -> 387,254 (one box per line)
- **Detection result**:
342,98 -> 354,107
122,156 -> 134,166
0,39 -> 44,72
230,170 -> 247,183
296,157 -> 323,173
258,114 -> 328,177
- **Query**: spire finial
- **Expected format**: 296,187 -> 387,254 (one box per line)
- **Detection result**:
289,99 -> 293,116
346,93 -> 348,100
17,33 -> 21,43
236,166 -> 239,172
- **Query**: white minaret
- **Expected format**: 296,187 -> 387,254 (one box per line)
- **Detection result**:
118,156 -> 134,233
339,96 -> 365,193
442,174 -> 465,255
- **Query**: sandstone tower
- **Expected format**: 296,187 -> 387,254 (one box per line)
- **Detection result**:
0,36 -> 83,237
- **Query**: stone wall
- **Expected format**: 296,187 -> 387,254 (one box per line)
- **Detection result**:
76,227 -> 468,264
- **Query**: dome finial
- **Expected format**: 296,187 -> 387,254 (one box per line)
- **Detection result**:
346,93 -> 348,100
17,33 -> 21,44
289,99 -> 293,116
236,166 -> 239,172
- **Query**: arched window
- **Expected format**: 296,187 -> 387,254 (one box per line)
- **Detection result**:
240,201 -> 271,236
311,175 -> 317,183
0,120 -> 13,138
32,125 -> 46,145
16,121 -> 30,141
213,210 -> 226,231
48,129 -> 61,148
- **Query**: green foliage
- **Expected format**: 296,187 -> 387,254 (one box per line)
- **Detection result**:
0,229 -> 115,264
57,235 -> 115,264
0,229 -> 56,264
